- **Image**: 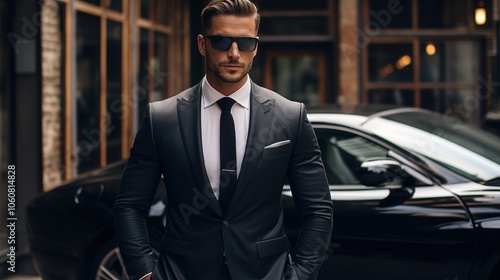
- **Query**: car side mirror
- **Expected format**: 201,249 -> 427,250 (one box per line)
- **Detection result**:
359,158 -> 424,207
358,157 -> 433,188
358,158 -> 407,188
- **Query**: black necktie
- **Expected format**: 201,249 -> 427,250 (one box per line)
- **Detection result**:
217,97 -> 237,214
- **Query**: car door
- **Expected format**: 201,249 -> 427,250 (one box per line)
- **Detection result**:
282,125 -> 476,280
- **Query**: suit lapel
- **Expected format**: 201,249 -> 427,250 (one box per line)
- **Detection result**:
177,84 -> 223,217
228,83 -> 275,213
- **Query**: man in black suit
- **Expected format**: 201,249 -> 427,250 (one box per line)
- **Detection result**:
114,0 -> 333,279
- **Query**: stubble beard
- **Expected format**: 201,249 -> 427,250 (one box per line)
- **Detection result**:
207,57 -> 253,84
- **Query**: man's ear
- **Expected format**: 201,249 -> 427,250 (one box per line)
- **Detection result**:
197,34 -> 206,57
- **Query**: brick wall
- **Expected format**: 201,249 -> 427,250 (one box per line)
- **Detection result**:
41,1 -> 63,191
338,0 -> 360,107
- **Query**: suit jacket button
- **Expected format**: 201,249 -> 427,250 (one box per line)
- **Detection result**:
223,220 -> 229,227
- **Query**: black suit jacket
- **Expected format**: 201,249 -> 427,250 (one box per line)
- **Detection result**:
114,82 -> 333,280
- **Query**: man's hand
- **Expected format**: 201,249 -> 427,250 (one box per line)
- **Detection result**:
143,275 -> 151,280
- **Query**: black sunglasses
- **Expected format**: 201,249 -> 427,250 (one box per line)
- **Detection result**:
206,35 -> 259,53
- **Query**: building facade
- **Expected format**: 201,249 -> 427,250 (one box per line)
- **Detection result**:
38,0 -> 500,190
1,0 -> 499,274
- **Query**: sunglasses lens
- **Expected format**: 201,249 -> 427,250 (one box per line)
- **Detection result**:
208,36 -> 258,52
210,36 -> 232,51
238,38 -> 257,52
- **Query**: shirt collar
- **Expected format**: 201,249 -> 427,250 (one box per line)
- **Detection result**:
201,76 -> 251,110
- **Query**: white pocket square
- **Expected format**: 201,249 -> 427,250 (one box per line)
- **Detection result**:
264,140 -> 291,149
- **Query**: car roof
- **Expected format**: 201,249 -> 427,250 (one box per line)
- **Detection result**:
307,105 -> 432,128
308,113 -> 368,128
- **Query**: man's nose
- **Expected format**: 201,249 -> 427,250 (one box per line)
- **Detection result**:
227,41 -> 240,59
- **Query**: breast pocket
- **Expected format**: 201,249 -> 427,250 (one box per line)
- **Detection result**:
262,142 -> 292,160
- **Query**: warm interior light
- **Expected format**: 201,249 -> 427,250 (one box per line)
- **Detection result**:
379,64 -> 395,77
475,1 -> 487,26
426,43 -> 436,56
395,55 -> 412,70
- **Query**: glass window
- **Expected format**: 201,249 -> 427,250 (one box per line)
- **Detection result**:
369,43 -> 414,82
138,29 -> 150,120
371,112 -> 500,182
76,12 -> 101,174
316,129 -> 389,185
270,54 -> 322,106
109,0 -> 122,12
420,41 -> 480,83
138,28 -> 149,121
152,32 -> 168,101
106,20 -> 122,163
260,16 -> 329,36
368,89 -> 414,106
40,0 -> 184,182
153,0 -> 168,25
421,89 -> 482,124
421,89 -> 447,113
363,0 -> 493,139
137,30 -> 169,113
418,0 -> 468,29
369,0 -> 412,29
141,0 -> 150,19
250,0 -> 334,113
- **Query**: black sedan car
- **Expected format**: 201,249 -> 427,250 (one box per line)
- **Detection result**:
27,107 -> 500,280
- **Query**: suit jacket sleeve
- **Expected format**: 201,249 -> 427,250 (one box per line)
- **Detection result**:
114,103 -> 162,280
287,104 -> 333,279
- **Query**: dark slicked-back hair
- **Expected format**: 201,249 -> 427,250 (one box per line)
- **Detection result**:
201,0 -> 260,35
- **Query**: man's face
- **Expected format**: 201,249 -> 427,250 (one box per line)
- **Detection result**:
197,14 -> 258,94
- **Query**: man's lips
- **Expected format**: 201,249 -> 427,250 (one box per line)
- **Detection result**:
222,64 -> 242,69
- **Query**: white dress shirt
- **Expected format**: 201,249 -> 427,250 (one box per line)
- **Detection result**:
201,76 -> 251,199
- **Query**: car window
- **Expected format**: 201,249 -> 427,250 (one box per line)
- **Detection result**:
363,113 -> 500,183
315,128 -> 389,185
382,111 -> 500,166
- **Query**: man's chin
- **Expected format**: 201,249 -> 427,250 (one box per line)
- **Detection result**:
218,72 -> 246,84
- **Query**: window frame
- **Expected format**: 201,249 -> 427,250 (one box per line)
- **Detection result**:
69,0 -> 130,175
360,0 -> 494,122
43,0 -> 189,188
254,0 -> 336,105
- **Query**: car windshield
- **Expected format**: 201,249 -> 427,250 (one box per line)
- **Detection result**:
362,111 -> 500,184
